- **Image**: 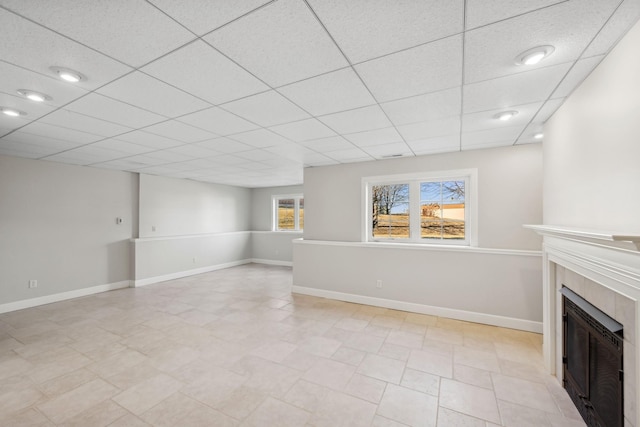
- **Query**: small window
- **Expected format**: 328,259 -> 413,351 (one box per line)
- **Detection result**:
364,170 -> 476,246
273,194 -> 304,231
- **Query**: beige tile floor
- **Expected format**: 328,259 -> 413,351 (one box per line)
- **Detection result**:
0,264 -> 586,426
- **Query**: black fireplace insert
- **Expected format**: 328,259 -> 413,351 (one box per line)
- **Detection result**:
561,286 -> 624,427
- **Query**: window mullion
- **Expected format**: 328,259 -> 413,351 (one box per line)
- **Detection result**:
410,181 -> 420,242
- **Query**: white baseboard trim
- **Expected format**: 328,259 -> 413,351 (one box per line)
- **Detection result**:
251,258 -> 293,267
133,259 -> 252,287
0,281 -> 131,314
291,285 -> 542,333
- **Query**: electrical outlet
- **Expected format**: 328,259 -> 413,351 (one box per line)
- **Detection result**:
29,280 -> 37,288
192,257 -> 197,263
376,280 -> 382,289
151,225 -> 156,232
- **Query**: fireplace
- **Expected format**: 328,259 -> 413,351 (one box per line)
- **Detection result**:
562,286 -> 624,427
525,225 -> 640,427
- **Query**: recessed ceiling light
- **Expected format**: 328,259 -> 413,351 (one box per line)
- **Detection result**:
1,107 -> 27,117
494,110 -> 518,121
534,132 -> 544,140
17,89 -> 52,102
49,66 -> 85,83
515,45 -> 555,66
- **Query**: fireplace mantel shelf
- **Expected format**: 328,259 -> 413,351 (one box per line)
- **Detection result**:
524,224 -> 640,249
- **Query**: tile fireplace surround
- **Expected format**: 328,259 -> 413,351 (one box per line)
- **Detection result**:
526,225 -> 640,427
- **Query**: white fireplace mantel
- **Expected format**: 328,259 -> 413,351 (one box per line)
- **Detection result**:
525,224 -> 640,426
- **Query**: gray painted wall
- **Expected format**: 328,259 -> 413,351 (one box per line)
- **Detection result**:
139,173 -> 251,237
303,144 -> 543,250
544,20 -> 640,232
0,155 -> 138,305
293,144 -> 545,329
250,185 -> 304,264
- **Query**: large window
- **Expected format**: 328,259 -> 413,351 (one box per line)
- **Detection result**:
273,194 -> 304,231
365,170 -> 476,245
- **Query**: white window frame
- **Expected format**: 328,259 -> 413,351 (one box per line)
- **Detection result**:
272,194 -> 304,232
362,169 -> 478,246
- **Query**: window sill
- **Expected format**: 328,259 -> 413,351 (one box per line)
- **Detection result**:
293,238 -> 541,257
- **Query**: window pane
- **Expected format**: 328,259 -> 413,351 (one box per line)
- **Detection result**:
372,184 -> 410,239
278,198 -> 295,230
420,181 -> 465,240
298,198 -> 304,230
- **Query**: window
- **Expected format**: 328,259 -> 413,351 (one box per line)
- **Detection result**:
364,170 -> 476,245
273,194 -> 304,231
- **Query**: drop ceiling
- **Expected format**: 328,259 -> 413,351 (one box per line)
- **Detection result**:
0,0 -> 638,188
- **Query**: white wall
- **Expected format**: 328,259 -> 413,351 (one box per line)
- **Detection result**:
0,155 -> 137,307
544,20 -> 640,232
139,174 -> 251,237
250,185 -> 303,265
294,144 -> 544,330
133,174 -> 253,283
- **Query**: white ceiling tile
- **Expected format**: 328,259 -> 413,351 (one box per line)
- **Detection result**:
264,143 -> 316,163
308,0 -> 464,63
0,0 -> 195,67
0,92 -> 56,121
1,131 -> 83,152
464,1 -> 618,84
278,68 -> 376,116
319,105 -> 392,134
516,123 -> 545,145
17,121 -> 105,144
235,149 -> 279,162
43,146 -> 125,164
164,144 -> 221,159
465,0 -> 564,29
583,0 -> 640,57
344,127 -> 403,147
0,140 -> 58,158
381,87 -> 462,126
65,93 -> 165,129
65,144 -> 131,160
230,129 -> 291,148
40,110 -> 132,137
142,120 -> 216,143
360,142 -> 414,160
553,56 -> 605,98
91,158 -> 153,170
195,137 -> 253,154
169,158 -> 221,170
325,147 -> 372,162
355,35 -> 463,102
0,114 -> 30,132
0,9 -> 132,90
123,154 -> 174,166
115,130 -> 182,150
462,101 -> 544,133
222,90 -> 310,127
408,135 -> 461,156
97,72 -> 210,118
148,0 -> 271,36
533,98 -> 565,123
301,136 -> 355,152
177,107 -> 259,136
206,154 -> 250,166
463,63 -> 572,113
40,153 -> 94,165
205,0 -> 348,87
461,126 -> 525,149
0,61 -> 88,107
142,40 -> 269,105
91,139 -> 153,155
270,118 -> 336,142
397,116 -> 461,141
